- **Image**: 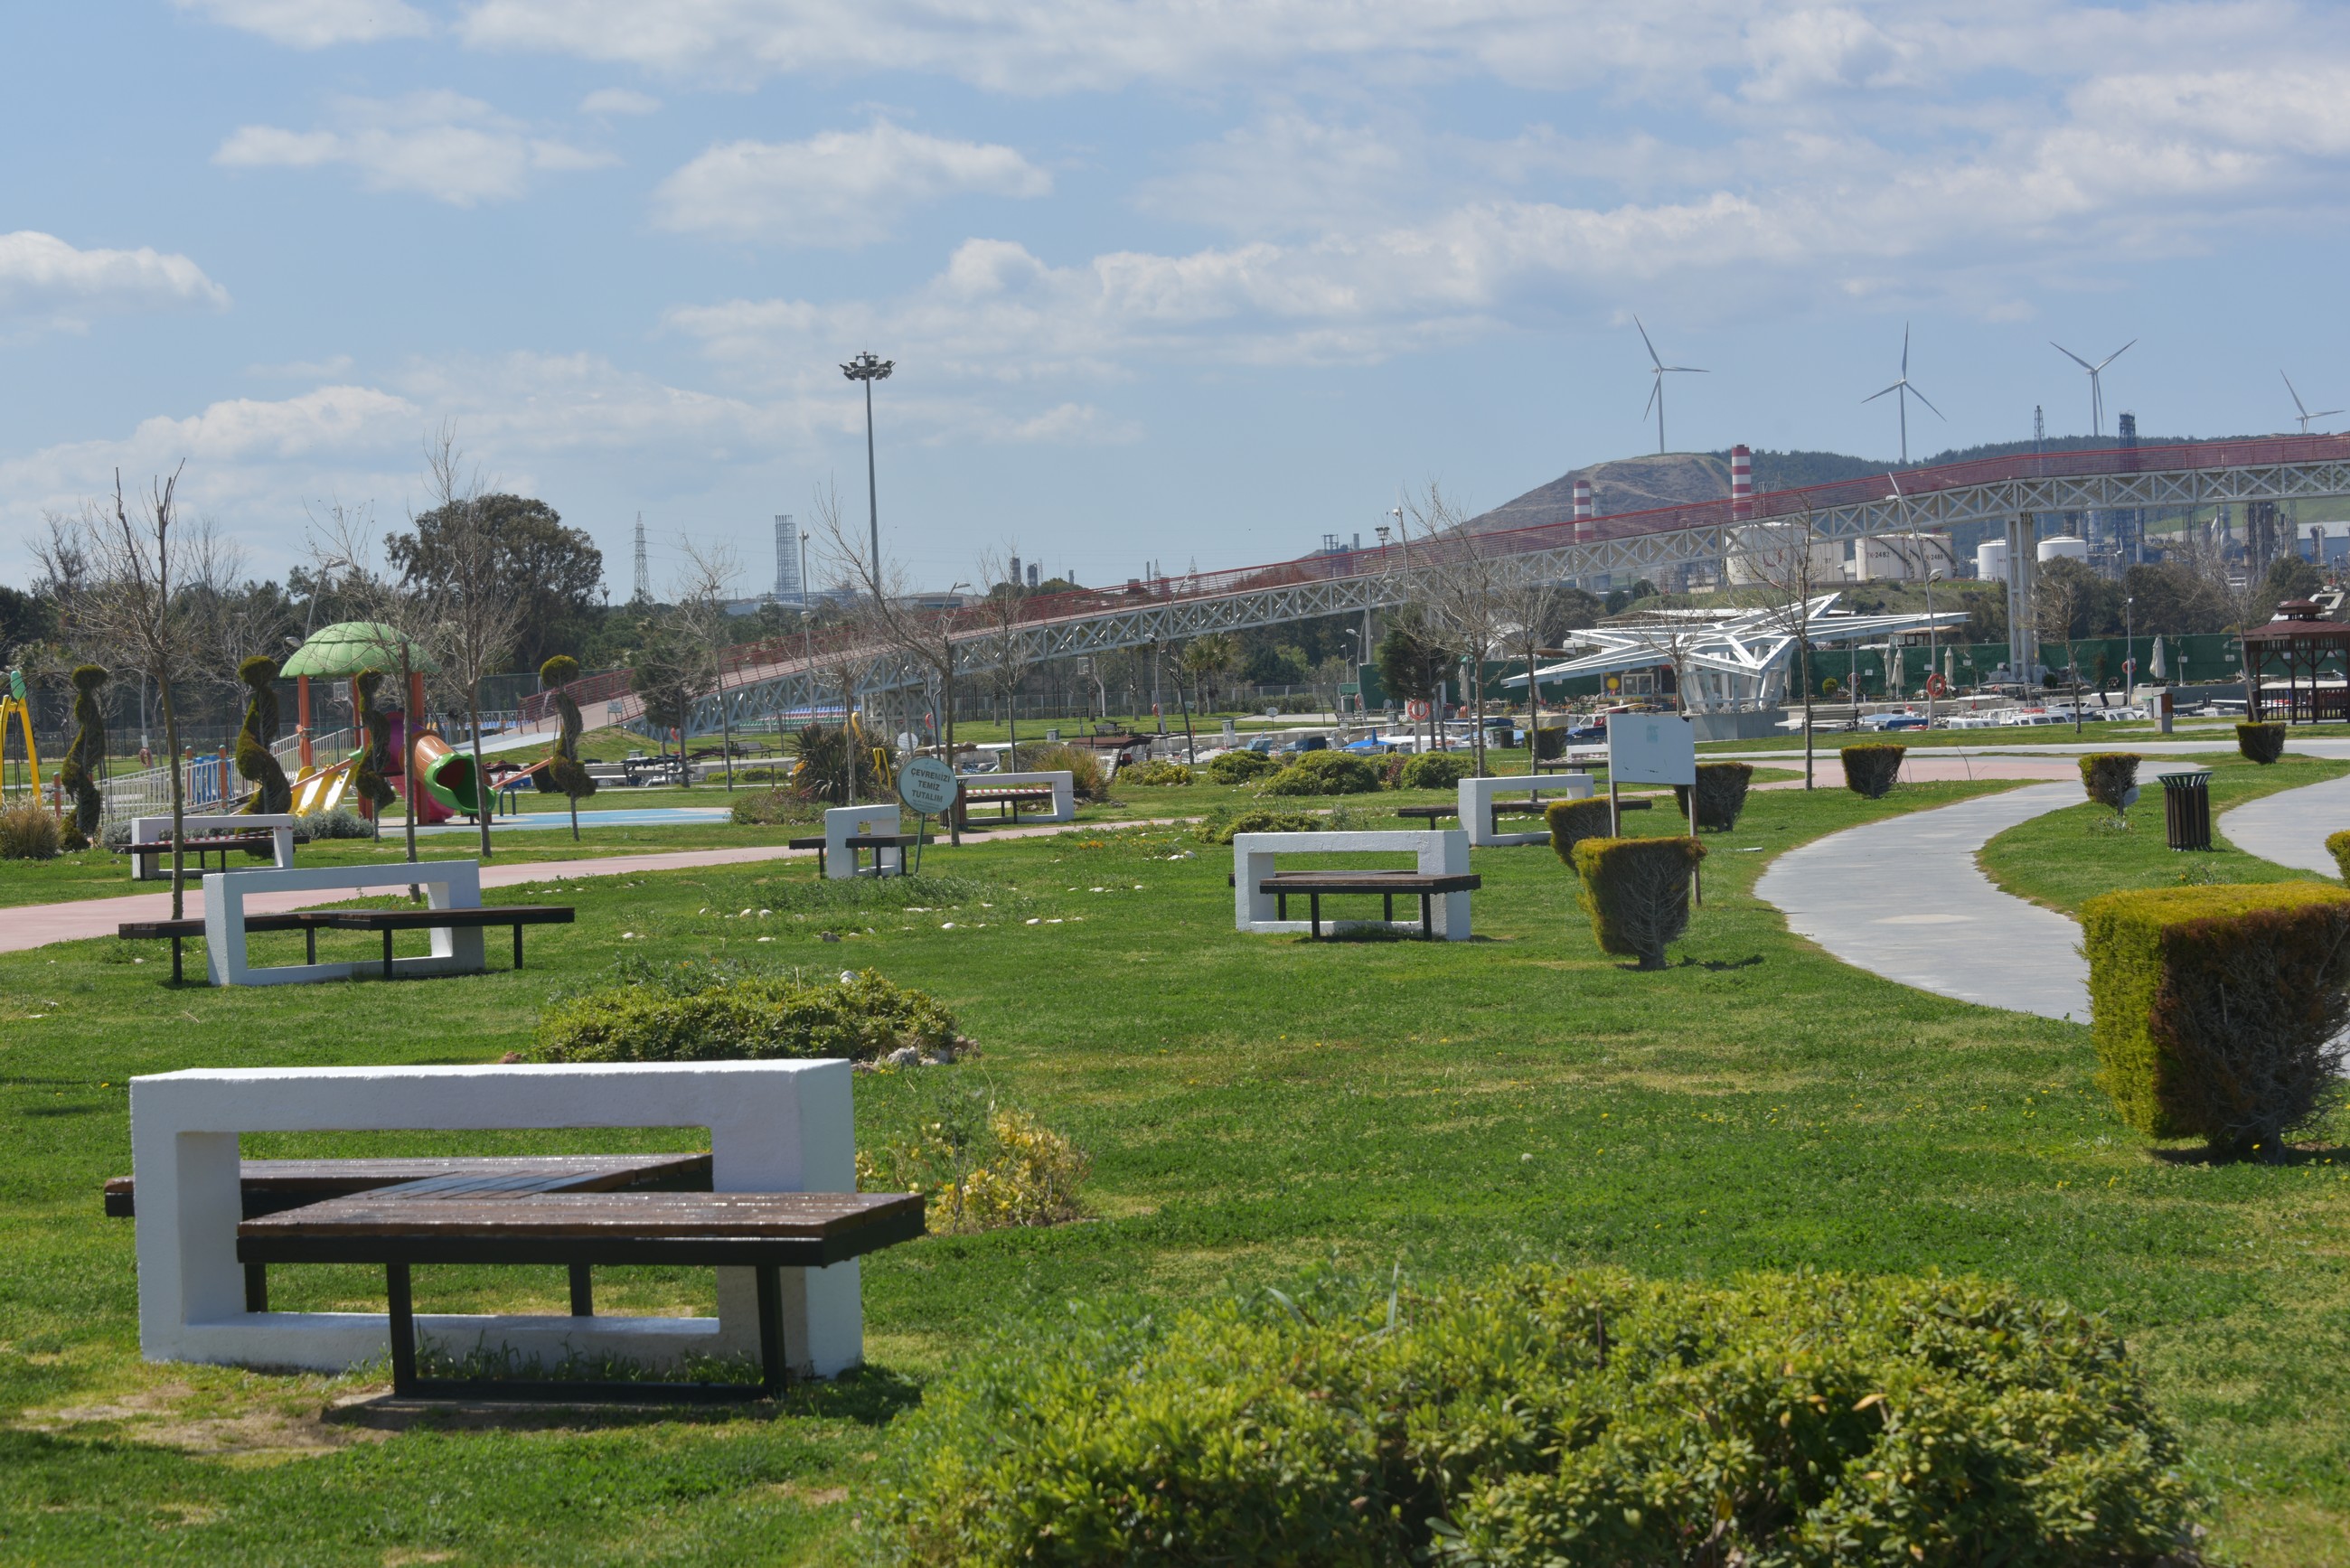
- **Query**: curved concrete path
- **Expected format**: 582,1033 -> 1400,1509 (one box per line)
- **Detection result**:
1754,782 -> 2091,1021
2220,771 -> 2350,877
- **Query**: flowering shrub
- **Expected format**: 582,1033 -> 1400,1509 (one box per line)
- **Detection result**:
859,1104 -> 1087,1233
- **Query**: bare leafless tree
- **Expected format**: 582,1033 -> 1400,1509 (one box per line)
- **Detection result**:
1499,570 -> 1576,766
1408,484 -> 1509,776
37,466 -> 238,919
814,482 -> 967,841
414,426 -> 527,854
1734,506 -> 1829,789
973,542 -> 1035,756
671,536 -> 744,788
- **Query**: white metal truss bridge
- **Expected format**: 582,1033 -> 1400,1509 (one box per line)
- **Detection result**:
505,431 -> 2350,744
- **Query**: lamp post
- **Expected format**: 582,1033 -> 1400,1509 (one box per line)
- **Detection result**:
2124,594 -> 2135,710
1924,568 -> 1941,728
840,351 -> 894,570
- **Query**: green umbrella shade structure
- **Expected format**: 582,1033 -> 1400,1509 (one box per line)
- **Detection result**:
282,622 -> 439,679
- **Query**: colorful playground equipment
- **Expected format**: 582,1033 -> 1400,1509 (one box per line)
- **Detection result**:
280,622 -> 443,823
0,667 -> 40,802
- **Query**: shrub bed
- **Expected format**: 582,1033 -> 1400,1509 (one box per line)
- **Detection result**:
1545,797 -> 1613,864
531,967 -> 960,1065
1397,751 -> 1476,790
2082,881 -> 2350,1158
2078,753 -> 2141,813
728,788 -> 820,827
859,1103 -> 1088,1234
1841,743 -> 1905,798
1572,835 -> 1706,969
870,1263 -> 2197,1567
291,808 -> 372,841
2330,828 -> 2350,883
1674,760 -> 1754,830
1261,750 -> 1383,795
1128,760 -> 1193,786
2236,721 -> 2284,764
1196,807 -> 1330,844
1206,748 -> 1275,784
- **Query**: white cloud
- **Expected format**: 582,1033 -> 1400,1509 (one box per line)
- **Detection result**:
0,231 -> 230,331
174,0 -> 429,47
579,87 -> 662,117
214,91 -> 613,206
653,121 -> 1050,245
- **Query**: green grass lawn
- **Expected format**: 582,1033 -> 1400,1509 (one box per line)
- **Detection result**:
5,780 -> 2350,1563
1979,754 -> 2350,915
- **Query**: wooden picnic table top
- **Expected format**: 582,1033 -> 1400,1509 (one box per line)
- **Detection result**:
238,1189 -> 926,1269
303,904 -> 575,931
1258,870 -> 1481,894
959,784 -> 1056,797
123,832 -> 278,851
104,1152 -> 712,1218
1394,801 -> 1556,818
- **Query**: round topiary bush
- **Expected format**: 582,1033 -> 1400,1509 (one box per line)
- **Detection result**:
868,1263 -> 2198,1567
1397,751 -> 1476,790
1260,750 -> 1383,795
1206,748 -> 1276,784
531,968 -> 961,1065
2237,721 -> 2285,765
1841,742 -> 1905,798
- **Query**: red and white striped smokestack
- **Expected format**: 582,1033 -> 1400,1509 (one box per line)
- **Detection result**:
1572,475 -> 1594,540
1730,444 -> 1753,518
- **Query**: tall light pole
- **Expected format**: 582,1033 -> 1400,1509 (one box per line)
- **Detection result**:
841,351 -> 894,570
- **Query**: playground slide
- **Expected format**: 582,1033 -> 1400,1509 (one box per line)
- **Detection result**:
289,755 -> 357,816
409,730 -> 479,822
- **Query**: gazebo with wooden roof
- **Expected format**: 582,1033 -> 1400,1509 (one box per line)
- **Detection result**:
2240,599 -> 2350,724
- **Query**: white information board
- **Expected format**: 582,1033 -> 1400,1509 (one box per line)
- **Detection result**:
1607,713 -> 1697,786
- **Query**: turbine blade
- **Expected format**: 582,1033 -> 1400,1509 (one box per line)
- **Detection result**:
1863,382 -> 1903,403
1667,366 -> 1708,374
1908,383 -> 1948,419
2051,342 -> 2093,371
2284,371 -> 2308,418
1634,316 -> 1663,370
2096,339 -> 2136,371
1643,377 -> 1659,418
2317,408 -> 2345,421
1901,322 -> 1910,377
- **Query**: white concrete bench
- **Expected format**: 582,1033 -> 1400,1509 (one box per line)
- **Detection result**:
132,813 -> 295,881
128,1060 -> 864,1380
1459,774 -> 1594,847
954,769 -> 1076,823
1232,830 -> 1474,940
202,860 -> 484,987
818,803 -> 904,879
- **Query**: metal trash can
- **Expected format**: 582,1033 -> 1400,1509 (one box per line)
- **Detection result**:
2161,770 -> 2212,851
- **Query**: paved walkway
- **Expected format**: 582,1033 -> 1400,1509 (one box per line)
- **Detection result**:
1753,782 -> 2092,1021
0,818 -> 1150,957
2220,772 -> 2350,877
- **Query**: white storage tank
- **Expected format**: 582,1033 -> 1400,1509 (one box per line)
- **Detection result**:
1977,540 -> 2010,583
2036,535 -> 2089,564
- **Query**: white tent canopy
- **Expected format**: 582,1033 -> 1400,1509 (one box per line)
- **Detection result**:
1499,594 -> 1968,711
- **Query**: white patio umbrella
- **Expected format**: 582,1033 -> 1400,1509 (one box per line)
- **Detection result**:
2149,636 -> 2167,681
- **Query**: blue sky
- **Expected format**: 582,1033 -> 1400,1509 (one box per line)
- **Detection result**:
6,0 -> 2350,596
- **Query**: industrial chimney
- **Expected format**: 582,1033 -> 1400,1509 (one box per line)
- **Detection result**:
1730,445 -> 1753,518
773,514 -> 799,603
1572,475 -> 1594,540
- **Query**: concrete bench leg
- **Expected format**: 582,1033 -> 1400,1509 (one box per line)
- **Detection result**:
569,1265 -> 593,1317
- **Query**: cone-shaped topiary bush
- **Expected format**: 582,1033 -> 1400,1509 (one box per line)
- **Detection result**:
2079,752 -> 2142,814
1673,760 -> 1754,831
2082,881 -> 2350,1160
2237,721 -> 2285,764
1545,796 -> 1613,865
1571,834 -> 1706,970
1841,742 -> 1905,798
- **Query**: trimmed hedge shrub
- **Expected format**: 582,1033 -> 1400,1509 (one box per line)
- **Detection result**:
2082,881 -> 2350,1158
870,1263 -> 2198,1567
1841,742 -> 1905,798
2237,721 -> 2285,765
1531,724 -> 1567,761
531,968 -> 960,1065
291,808 -> 372,842
1396,751 -> 1476,790
1571,834 -> 1706,970
1128,760 -> 1194,786
1546,797 -> 1613,865
2079,752 -> 2141,812
1206,748 -> 1275,784
1260,750 -> 1383,795
2329,828 -> 2350,883
1673,760 -> 1754,830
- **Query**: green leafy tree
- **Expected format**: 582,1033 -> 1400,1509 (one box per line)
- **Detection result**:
387,492 -> 605,670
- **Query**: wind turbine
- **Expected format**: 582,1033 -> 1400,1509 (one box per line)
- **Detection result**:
1861,323 -> 1945,465
2281,371 -> 2342,435
2049,339 -> 2134,437
1634,316 -> 1706,455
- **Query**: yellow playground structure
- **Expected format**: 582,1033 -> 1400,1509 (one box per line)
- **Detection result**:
1,667 -> 41,802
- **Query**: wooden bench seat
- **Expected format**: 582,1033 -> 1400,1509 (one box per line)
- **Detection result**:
238,1189 -> 925,1400
118,913 -> 315,983
303,904 -> 574,977
786,831 -> 922,878
954,786 -> 1057,824
120,834 -> 279,874
1396,798 -> 1646,830
1256,869 -> 1481,939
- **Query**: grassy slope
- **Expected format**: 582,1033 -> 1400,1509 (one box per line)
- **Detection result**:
1979,755 -> 2350,915
2,784 -> 2348,1563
